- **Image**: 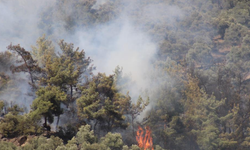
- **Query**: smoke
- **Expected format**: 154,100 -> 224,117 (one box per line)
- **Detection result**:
0,73 -> 33,112
0,0 -> 56,51
0,0 -> 184,117
68,1 -> 183,103
0,0 -> 57,110
92,0 -> 108,9
71,20 -> 157,100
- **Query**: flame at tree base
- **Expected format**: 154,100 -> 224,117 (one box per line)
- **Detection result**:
136,126 -> 154,150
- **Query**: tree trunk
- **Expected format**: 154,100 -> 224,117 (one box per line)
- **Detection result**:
94,121 -> 98,137
44,116 -> 47,127
132,115 -> 135,137
56,115 -> 60,131
20,54 -> 34,84
70,85 -> 73,102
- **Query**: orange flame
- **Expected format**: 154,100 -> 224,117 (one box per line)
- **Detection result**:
136,126 -> 154,150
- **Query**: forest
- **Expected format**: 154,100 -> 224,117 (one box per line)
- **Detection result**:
1,0 -> 250,149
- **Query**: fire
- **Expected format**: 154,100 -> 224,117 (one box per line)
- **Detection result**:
136,126 -> 154,150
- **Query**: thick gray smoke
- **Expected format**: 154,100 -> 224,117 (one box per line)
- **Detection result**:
66,1 -> 184,102
0,0 -> 56,110
0,0 -> 56,51
0,0 -> 183,115
72,21 -> 157,100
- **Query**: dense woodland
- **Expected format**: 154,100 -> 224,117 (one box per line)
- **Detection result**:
1,0 -> 250,149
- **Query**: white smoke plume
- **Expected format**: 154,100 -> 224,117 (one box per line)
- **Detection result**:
92,0 -> 108,9
0,0 -> 56,51
0,0 -> 184,114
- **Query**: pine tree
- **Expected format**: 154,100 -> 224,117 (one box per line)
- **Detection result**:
77,73 -> 130,134
7,44 -> 41,84
31,86 -> 67,128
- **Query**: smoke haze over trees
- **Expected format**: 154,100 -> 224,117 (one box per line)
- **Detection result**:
1,0 -> 250,149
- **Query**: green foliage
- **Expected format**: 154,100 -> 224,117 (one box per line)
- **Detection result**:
31,86 -> 67,126
154,145 -> 166,150
31,34 -> 56,67
0,112 -> 41,138
224,23 -> 248,46
0,73 -> 10,92
183,76 -> 226,150
69,125 -> 123,150
127,95 -> 149,136
75,125 -> 96,145
7,104 -> 24,116
39,40 -> 92,109
0,51 -> 14,72
227,35 -> 250,71
22,136 -> 63,150
129,145 -> 140,150
100,132 -> 124,150
7,44 -> 41,84
186,42 -> 213,67
40,0 -> 118,33
0,141 -> 17,150
3,0 -> 250,149
0,100 -> 4,112
77,73 -> 130,133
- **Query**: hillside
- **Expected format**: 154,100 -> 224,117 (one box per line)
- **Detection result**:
1,0 -> 250,150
